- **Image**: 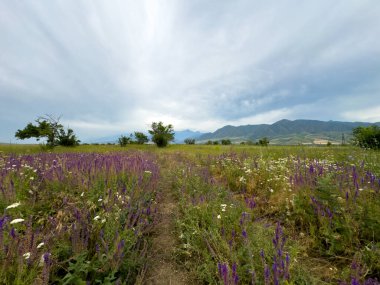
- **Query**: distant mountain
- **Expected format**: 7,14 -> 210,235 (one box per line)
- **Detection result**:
197,119 -> 380,145
174,130 -> 204,143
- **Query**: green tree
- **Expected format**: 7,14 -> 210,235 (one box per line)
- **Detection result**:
148,122 -> 175,147
258,137 -> 269,146
118,135 -> 131,147
184,138 -> 195,145
221,139 -> 231,145
134,132 -> 149,144
352,126 -> 380,149
15,115 -> 80,147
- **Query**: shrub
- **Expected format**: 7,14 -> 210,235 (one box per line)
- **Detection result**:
184,138 -> 195,145
148,122 -> 175,147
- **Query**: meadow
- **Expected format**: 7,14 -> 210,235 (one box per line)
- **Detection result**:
0,144 -> 379,284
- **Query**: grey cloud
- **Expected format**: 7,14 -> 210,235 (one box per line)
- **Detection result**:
1,0 -> 380,141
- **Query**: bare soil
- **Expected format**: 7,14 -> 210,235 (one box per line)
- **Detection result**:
142,170 -> 193,285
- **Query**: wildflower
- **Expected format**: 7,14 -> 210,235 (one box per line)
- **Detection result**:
239,176 -> 246,183
269,188 -> 274,193
217,215 -> 221,219
80,192 -> 84,197
37,242 -> 45,249
30,177 -> 34,180
101,219 -> 106,223
6,202 -> 21,210
98,198 -> 103,202
94,215 -> 100,221
144,170 -> 152,174
10,218 -> 25,224
23,252 -> 31,259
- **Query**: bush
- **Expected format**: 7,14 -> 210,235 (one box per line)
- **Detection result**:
149,122 -> 175,147
184,138 -> 195,145
134,132 -> 149,144
118,135 -> 131,147
352,126 -> 380,149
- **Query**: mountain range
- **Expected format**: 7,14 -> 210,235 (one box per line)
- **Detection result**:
195,119 -> 380,145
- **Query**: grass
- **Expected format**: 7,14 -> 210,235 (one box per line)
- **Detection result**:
0,144 -> 379,284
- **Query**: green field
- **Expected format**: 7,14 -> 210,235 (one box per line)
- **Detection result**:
0,144 -> 379,284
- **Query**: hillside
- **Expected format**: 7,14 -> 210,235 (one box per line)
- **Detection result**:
197,119 -> 380,145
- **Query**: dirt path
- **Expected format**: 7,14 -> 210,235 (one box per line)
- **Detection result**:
143,161 -> 193,285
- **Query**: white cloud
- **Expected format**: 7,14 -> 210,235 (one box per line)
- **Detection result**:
342,106 -> 380,122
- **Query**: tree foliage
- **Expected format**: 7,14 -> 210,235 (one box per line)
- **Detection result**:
118,135 -> 131,147
352,126 -> 380,149
134,132 -> 149,144
15,115 -> 80,147
258,137 -> 270,146
148,122 -> 174,147
184,138 -> 195,145
221,139 -> 231,145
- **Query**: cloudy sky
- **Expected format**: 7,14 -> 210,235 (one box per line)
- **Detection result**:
1,0 -> 380,142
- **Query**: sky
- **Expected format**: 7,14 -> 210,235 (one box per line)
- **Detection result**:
1,0 -> 380,142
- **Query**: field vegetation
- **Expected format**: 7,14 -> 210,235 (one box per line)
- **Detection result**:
0,144 -> 379,284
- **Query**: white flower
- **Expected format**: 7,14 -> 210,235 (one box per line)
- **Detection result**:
144,170 -> 152,174
23,252 -> 31,259
239,176 -> 246,183
10,218 -> 25,224
93,215 -> 100,221
101,219 -> 106,223
269,188 -> 274,193
359,188 -> 364,191
98,198 -> 103,202
217,215 -> 221,219
6,202 -> 21,210
37,242 -> 45,249
80,192 -> 84,197
30,177 -> 34,180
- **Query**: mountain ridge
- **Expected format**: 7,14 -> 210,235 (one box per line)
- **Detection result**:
197,119 -> 380,144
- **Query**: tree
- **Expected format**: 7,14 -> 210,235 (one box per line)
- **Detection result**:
134,132 -> 149,144
148,122 -> 175,147
352,126 -> 380,149
15,115 -> 80,147
184,138 -> 195,145
221,139 -> 231,145
118,135 -> 131,147
258,137 -> 269,146
58,128 -> 80,146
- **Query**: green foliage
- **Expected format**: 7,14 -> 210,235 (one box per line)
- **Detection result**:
213,141 -> 219,145
15,115 -> 80,147
148,121 -> 174,147
352,125 -> 380,149
134,132 -> 148,144
258,137 -> 269,146
118,135 -> 131,146
221,139 -> 231,145
184,138 -> 195,145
